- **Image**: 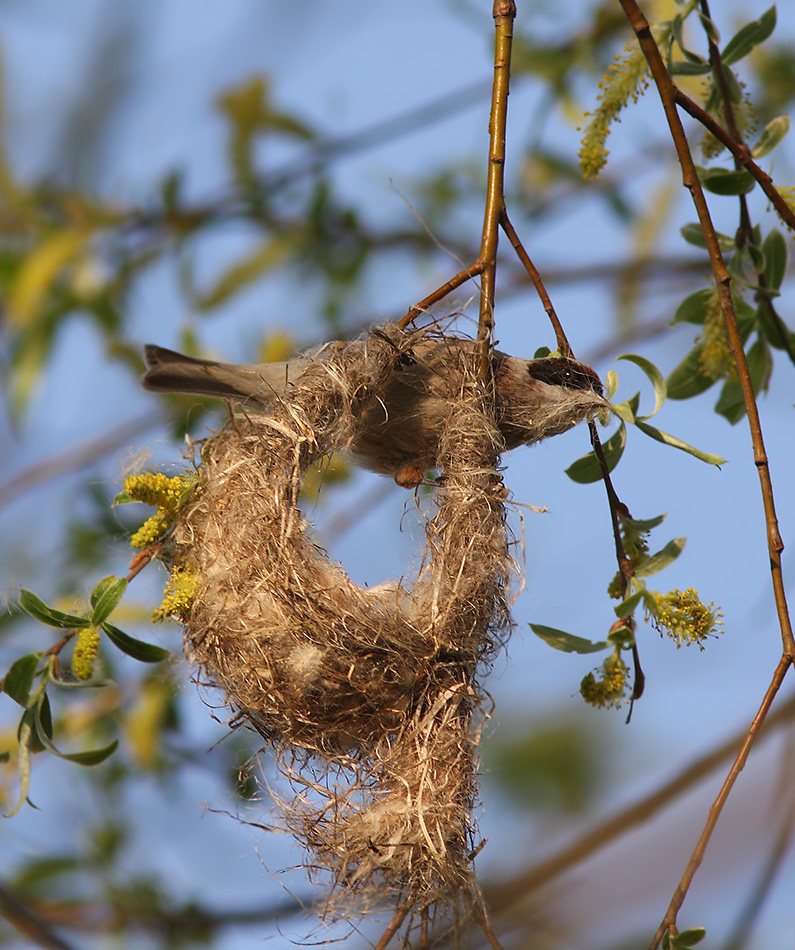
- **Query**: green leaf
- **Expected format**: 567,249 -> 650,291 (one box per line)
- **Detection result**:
714,339 -> 772,423
680,223 -> 735,252
666,346 -> 716,400
609,397 -> 637,424
696,11 -> 720,44
714,378 -> 745,424
721,6 -> 777,66
28,693 -> 54,754
673,289 -> 711,326
529,624 -> 609,654
102,623 -> 170,663
3,653 -> 42,707
113,491 -> 135,506
616,354 -> 666,420
5,712 -> 34,817
635,537 -> 687,577
757,300 -> 795,353
61,740 -> 120,767
533,346 -> 551,358
624,512 -> 667,532
673,927 -> 707,948
90,577 -> 127,625
671,15 -> 709,65
32,706 -> 119,765
565,423 -> 626,484
614,590 -> 644,618
762,228 -> 787,291
634,421 -> 727,466
19,590 -> 90,630
668,61 -> 711,76
751,114 -> 790,159
604,370 -> 618,400
698,166 -> 756,196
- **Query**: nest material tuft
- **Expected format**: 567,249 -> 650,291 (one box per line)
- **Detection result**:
163,323 -> 513,925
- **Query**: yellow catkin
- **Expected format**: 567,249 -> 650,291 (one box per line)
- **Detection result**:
579,40 -> 650,180
647,587 -> 723,648
153,565 -> 196,622
697,287 -> 736,381
580,653 -> 629,708
125,473 -> 196,549
72,626 -> 101,680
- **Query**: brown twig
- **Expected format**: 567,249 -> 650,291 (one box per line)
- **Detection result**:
0,881 -> 78,950
616,0 -> 795,937
672,89 -> 795,233
618,3 -> 795,659
650,654 -> 793,948
499,208 -> 572,355
475,0 -> 516,366
397,261 -> 485,329
399,0 -> 517,370
126,543 -> 164,582
373,903 -> 411,950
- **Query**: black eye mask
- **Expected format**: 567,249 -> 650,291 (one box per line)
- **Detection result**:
526,357 -> 604,397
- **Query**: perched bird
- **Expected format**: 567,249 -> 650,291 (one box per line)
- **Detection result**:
142,335 -> 604,487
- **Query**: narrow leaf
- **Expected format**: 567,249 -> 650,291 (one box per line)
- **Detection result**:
529,624 -> 609,654
614,590 -> 644,618
680,223 -> 735,252
699,167 -> 756,196
666,347 -> 716,400
32,702 -> 119,765
565,423 -> 626,484
635,538 -> 687,577
667,61 -> 711,76
102,623 -> 170,663
673,289 -> 711,326
721,7 -> 777,66
19,590 -> 90,629
714,378 -> 746,424
634,421 -> 726,465
617,354 -> 666,419
90,577 -> 127,625
3,653 -> 42,707
674,927 -> 707,947
5,713 -> 34,817
751,114 -> 790,159
762,228 -> 787,291
59,740 -> 120,767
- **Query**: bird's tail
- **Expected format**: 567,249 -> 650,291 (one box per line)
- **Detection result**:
142,344 -> 301,405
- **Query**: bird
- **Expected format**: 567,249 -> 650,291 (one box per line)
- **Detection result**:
142,334 -> 605,488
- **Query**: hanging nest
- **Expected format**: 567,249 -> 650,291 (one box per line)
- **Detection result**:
158,323 -> 514,933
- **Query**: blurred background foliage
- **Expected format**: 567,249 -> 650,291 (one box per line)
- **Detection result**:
1,1 -> 795,948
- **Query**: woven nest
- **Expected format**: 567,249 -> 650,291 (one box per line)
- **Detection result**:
162,323 -> 513,930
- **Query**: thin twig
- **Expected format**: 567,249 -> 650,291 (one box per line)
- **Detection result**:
619,0 -> 794,655
475,0 -> 516,365
672,89 -> 795,233
373,903 -> 411,950
499,208 -> 572,355
616,0 -> 795,936
397,261 -> 485,329
0,882 -> 78,950
650,654 -> 793,948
